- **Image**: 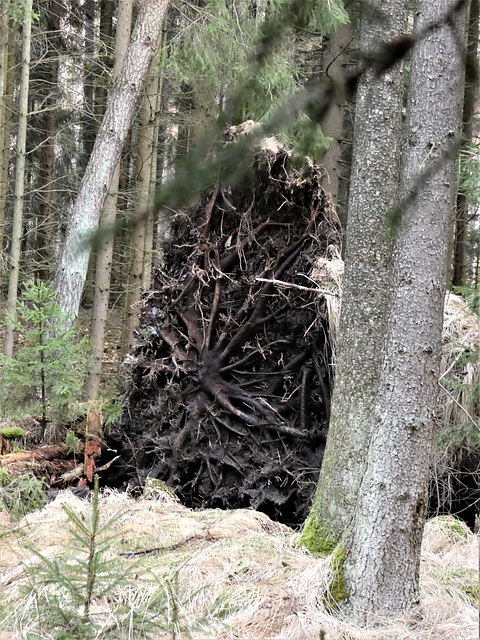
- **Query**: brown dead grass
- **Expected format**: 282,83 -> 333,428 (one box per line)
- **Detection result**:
0,490 -> 477,640
441,293 -> 480,428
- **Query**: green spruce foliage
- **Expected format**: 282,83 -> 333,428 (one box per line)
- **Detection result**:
21,476 -> 131,638
8,478 -> 210,638
166,0 -> 348,159
0,280 -> 91,426
0,472 -> 47,521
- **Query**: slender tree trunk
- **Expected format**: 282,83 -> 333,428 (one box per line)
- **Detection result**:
345,0 -> 466,618
81,0 -> 98,307
319,21 -> 351,216
143,72 -> 163,290
301,0 -> 407,544
3,0 -> 33,356
143,26 -> 167,290
83,0 -> 134,400
0,25 -> 15,273
97,0 -> 115,112
0,0 -> 9,259
452,0 -> 478,287
82,0 -> 96,165
121,44 -> 162,357
53,0 -> 171,325
36,0 -> 61,281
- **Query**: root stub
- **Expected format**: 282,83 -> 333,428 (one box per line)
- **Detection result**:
110,143 -> 340,526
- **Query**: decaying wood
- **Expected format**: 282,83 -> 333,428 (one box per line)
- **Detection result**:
0,445 -> 76,480
0,445 -> 66,466
111,142 -> 340,526
84,405 -> 102,482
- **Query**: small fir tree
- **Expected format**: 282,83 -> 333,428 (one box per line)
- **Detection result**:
0,280 -> 91,427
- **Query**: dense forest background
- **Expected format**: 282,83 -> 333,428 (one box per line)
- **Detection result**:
0,0 -> 479,634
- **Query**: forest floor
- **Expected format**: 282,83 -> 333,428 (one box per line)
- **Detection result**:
0,488 -> 478,640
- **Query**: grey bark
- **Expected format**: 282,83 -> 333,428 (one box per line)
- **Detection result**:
319,21 -> 351,215
84,0 -> 134,401
345,0 -> 467,619
452,0 -> 478,287
53,0 -> 171,324
307,0 -> 408,543
121,45 -> 162,357
0,0 -> 9,258
3,0 -> 33,356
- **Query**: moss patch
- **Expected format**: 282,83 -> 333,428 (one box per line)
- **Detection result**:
431,515 -> 470,540
297,512 -> 335,556
0,427 -> 24,439
324,544 -> 349,610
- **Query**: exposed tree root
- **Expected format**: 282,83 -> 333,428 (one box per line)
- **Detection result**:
110,142 -> 340,526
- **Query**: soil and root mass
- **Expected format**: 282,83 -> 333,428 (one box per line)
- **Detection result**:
111,140 -> 340,526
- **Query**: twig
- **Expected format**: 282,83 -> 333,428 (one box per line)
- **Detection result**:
255,277 -> 339,296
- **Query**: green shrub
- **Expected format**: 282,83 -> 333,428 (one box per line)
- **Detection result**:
0,280 -> 92,428
0,473 -> 46,520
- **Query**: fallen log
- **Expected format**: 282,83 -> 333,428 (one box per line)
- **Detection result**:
0,445 -> 76,480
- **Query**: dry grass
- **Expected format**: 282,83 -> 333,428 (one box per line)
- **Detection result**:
441,293 -> 480,429
310,244 -> 344,357
0,490 -> 477,639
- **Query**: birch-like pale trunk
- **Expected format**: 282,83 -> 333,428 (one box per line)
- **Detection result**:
3,0 -> 33,357
53,0 -> 171,326
345,0 -> 467,618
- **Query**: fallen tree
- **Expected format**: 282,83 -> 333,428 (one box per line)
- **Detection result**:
109,139 -> 340,525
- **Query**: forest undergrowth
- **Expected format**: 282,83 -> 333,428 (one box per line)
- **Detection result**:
0,486 -> 477,640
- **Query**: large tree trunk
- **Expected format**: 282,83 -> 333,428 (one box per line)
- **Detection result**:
53,0 -> 171,325
301,0 -> 407,544
301,0 -> 467,621
3,0 -> 33,356
344,0 -> 467,618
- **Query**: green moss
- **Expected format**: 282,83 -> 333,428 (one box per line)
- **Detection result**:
297,513 -> 349,609
0,427 -> 24,439
325,544 -> 349,610
433,567 -> 479,607
296,512 -> 335,556
429,515 -> 470,540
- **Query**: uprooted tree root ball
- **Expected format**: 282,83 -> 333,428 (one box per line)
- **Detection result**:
110,142 -> 340,525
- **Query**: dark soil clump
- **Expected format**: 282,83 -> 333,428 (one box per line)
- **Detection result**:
110,140 -> 340,526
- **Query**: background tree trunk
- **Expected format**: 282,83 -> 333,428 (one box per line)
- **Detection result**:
0,0 -> 9,262
84,0 -> 134,401
53,0 -> 171,326
4,0 -> 33,356
319,20 -> 351,220
36,0 -> 61,281
452,0 -> 478,287
121,44 -> 162,357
